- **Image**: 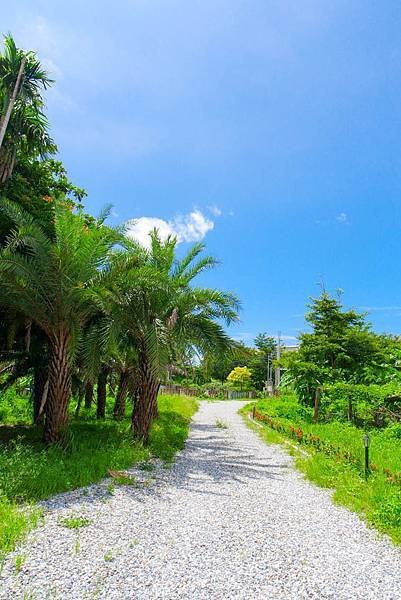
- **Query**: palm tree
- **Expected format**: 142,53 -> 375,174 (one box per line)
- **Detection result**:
0,34 -> 55,181
94,231 -> 240,441
0,200 -> 119,443
110,346 -> 138,420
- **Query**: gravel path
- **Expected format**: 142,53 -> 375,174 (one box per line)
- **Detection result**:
2,400 -> 401,599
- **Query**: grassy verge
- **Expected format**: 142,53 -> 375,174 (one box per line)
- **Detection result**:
0,394 -> 198,555
241,397 -> 401,545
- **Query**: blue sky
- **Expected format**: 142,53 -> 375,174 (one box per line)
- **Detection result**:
6,1 -> 401,344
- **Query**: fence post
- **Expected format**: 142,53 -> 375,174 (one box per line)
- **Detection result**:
252,404 -> 256,419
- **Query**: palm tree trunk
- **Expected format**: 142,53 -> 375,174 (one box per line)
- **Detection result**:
84,380 -> 93,409
97,365 -> 108,419
0,56 -> 26,151
75,385 -> 84,418
0,146 -> 17,183
131,359 -> 160,443
33,362 -> 48,424
113,371 -> 129,420
43,331 -> 71,445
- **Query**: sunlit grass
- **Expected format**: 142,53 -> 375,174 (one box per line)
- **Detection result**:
241,399 -> 401,545
0,394 -> 198,554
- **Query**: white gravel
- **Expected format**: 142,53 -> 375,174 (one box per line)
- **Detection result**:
2,400 -> 401,599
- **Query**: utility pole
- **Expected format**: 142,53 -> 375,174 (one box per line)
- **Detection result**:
0,56 -> 26,151
274,331 -> 281,392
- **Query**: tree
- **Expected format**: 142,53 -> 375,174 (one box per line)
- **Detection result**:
227,366 -> 252,390
248,333 -> 276,389
280,291 -> 385,405
0,200 -> 118,443
0,34 -> 55,182
96,364 -> 109,420
301,292 -> 383,380
202,341 -> 252,383
93,232 -> 239,441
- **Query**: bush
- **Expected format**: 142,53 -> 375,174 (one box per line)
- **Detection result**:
383,423 -> 401,440
320,382 -> 401,426
0,388 -> 32,424
256,394 -> 312,421
198,381 -> 228,399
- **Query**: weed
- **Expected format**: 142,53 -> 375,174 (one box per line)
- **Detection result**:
106,482 -> 115,495
216,418 -> 228,429
138,461 -> 155,472
113,474 -> 137,486
0,500 -> 41,556
103,549 -> 113,562
58,515 -> 92,529
15,553 -> 26,573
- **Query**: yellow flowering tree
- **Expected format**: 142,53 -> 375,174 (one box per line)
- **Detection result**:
226,366 -> 252,390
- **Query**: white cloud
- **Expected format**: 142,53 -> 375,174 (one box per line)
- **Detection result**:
126,210 -> 214,249
17,17 -> 62,76
336,212 -> 349,224
208,204 -> 222,217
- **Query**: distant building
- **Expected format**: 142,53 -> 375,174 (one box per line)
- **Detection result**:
281,344 -> 299,353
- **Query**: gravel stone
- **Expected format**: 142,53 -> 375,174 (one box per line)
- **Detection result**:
1,400 -> 401,599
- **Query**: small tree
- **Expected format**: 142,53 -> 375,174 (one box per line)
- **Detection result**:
227,366 -> 252,390
91,231 -> 239,442
280,290 -> 386,408
0,34 -> 55,182
0,200 -> 118,443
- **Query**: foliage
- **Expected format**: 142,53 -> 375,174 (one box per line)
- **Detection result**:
254,395 -> 312,421
0,34 -> 55,182
89,231 -> 239,440
280,292 -> 390,405
226,366 -> 252,389
58,515 -> 92,529
197,334 -> 275,390
320,382 -> 401,426
0,199 -> 120,441
0,386 -> 31,424
0,158 -> 86,243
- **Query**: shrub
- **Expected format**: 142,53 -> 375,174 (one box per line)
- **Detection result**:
383,423 -> 401,440
256,395 -> 312,421
0,388 -> 32,425
320,382 -> 401,426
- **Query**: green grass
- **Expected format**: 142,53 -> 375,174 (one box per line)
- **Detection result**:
242,397 -> 401,544
111,474 -> 137,486
0,394 -> 198,555
0,498 -> 41,556
58,515 -> 92,529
